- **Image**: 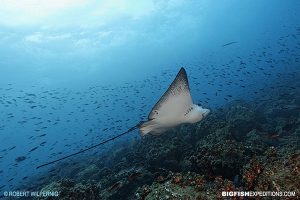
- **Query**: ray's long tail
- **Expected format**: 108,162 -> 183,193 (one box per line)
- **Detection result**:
36,124 -> 139,169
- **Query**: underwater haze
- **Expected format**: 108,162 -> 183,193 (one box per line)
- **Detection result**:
0,0 -> 300,199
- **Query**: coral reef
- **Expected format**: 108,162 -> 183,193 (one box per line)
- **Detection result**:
36,179 -> 100,200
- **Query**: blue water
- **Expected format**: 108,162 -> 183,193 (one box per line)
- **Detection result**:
0,0 -> 299,193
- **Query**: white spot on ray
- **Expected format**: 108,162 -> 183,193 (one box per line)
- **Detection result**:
139,67 -> 210,136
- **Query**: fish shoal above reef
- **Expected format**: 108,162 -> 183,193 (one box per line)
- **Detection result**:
19,76 -> 300,200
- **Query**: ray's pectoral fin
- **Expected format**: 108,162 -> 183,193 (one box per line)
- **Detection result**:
138,67 -> 193,136
148,67 -> 192,120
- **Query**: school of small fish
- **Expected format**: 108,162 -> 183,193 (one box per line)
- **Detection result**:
0,27 -> 299,191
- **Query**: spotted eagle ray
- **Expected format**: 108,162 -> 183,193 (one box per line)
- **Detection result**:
36,67 -> 210,169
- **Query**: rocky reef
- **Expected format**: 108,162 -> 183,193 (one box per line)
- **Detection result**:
18,77 -> 299,200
